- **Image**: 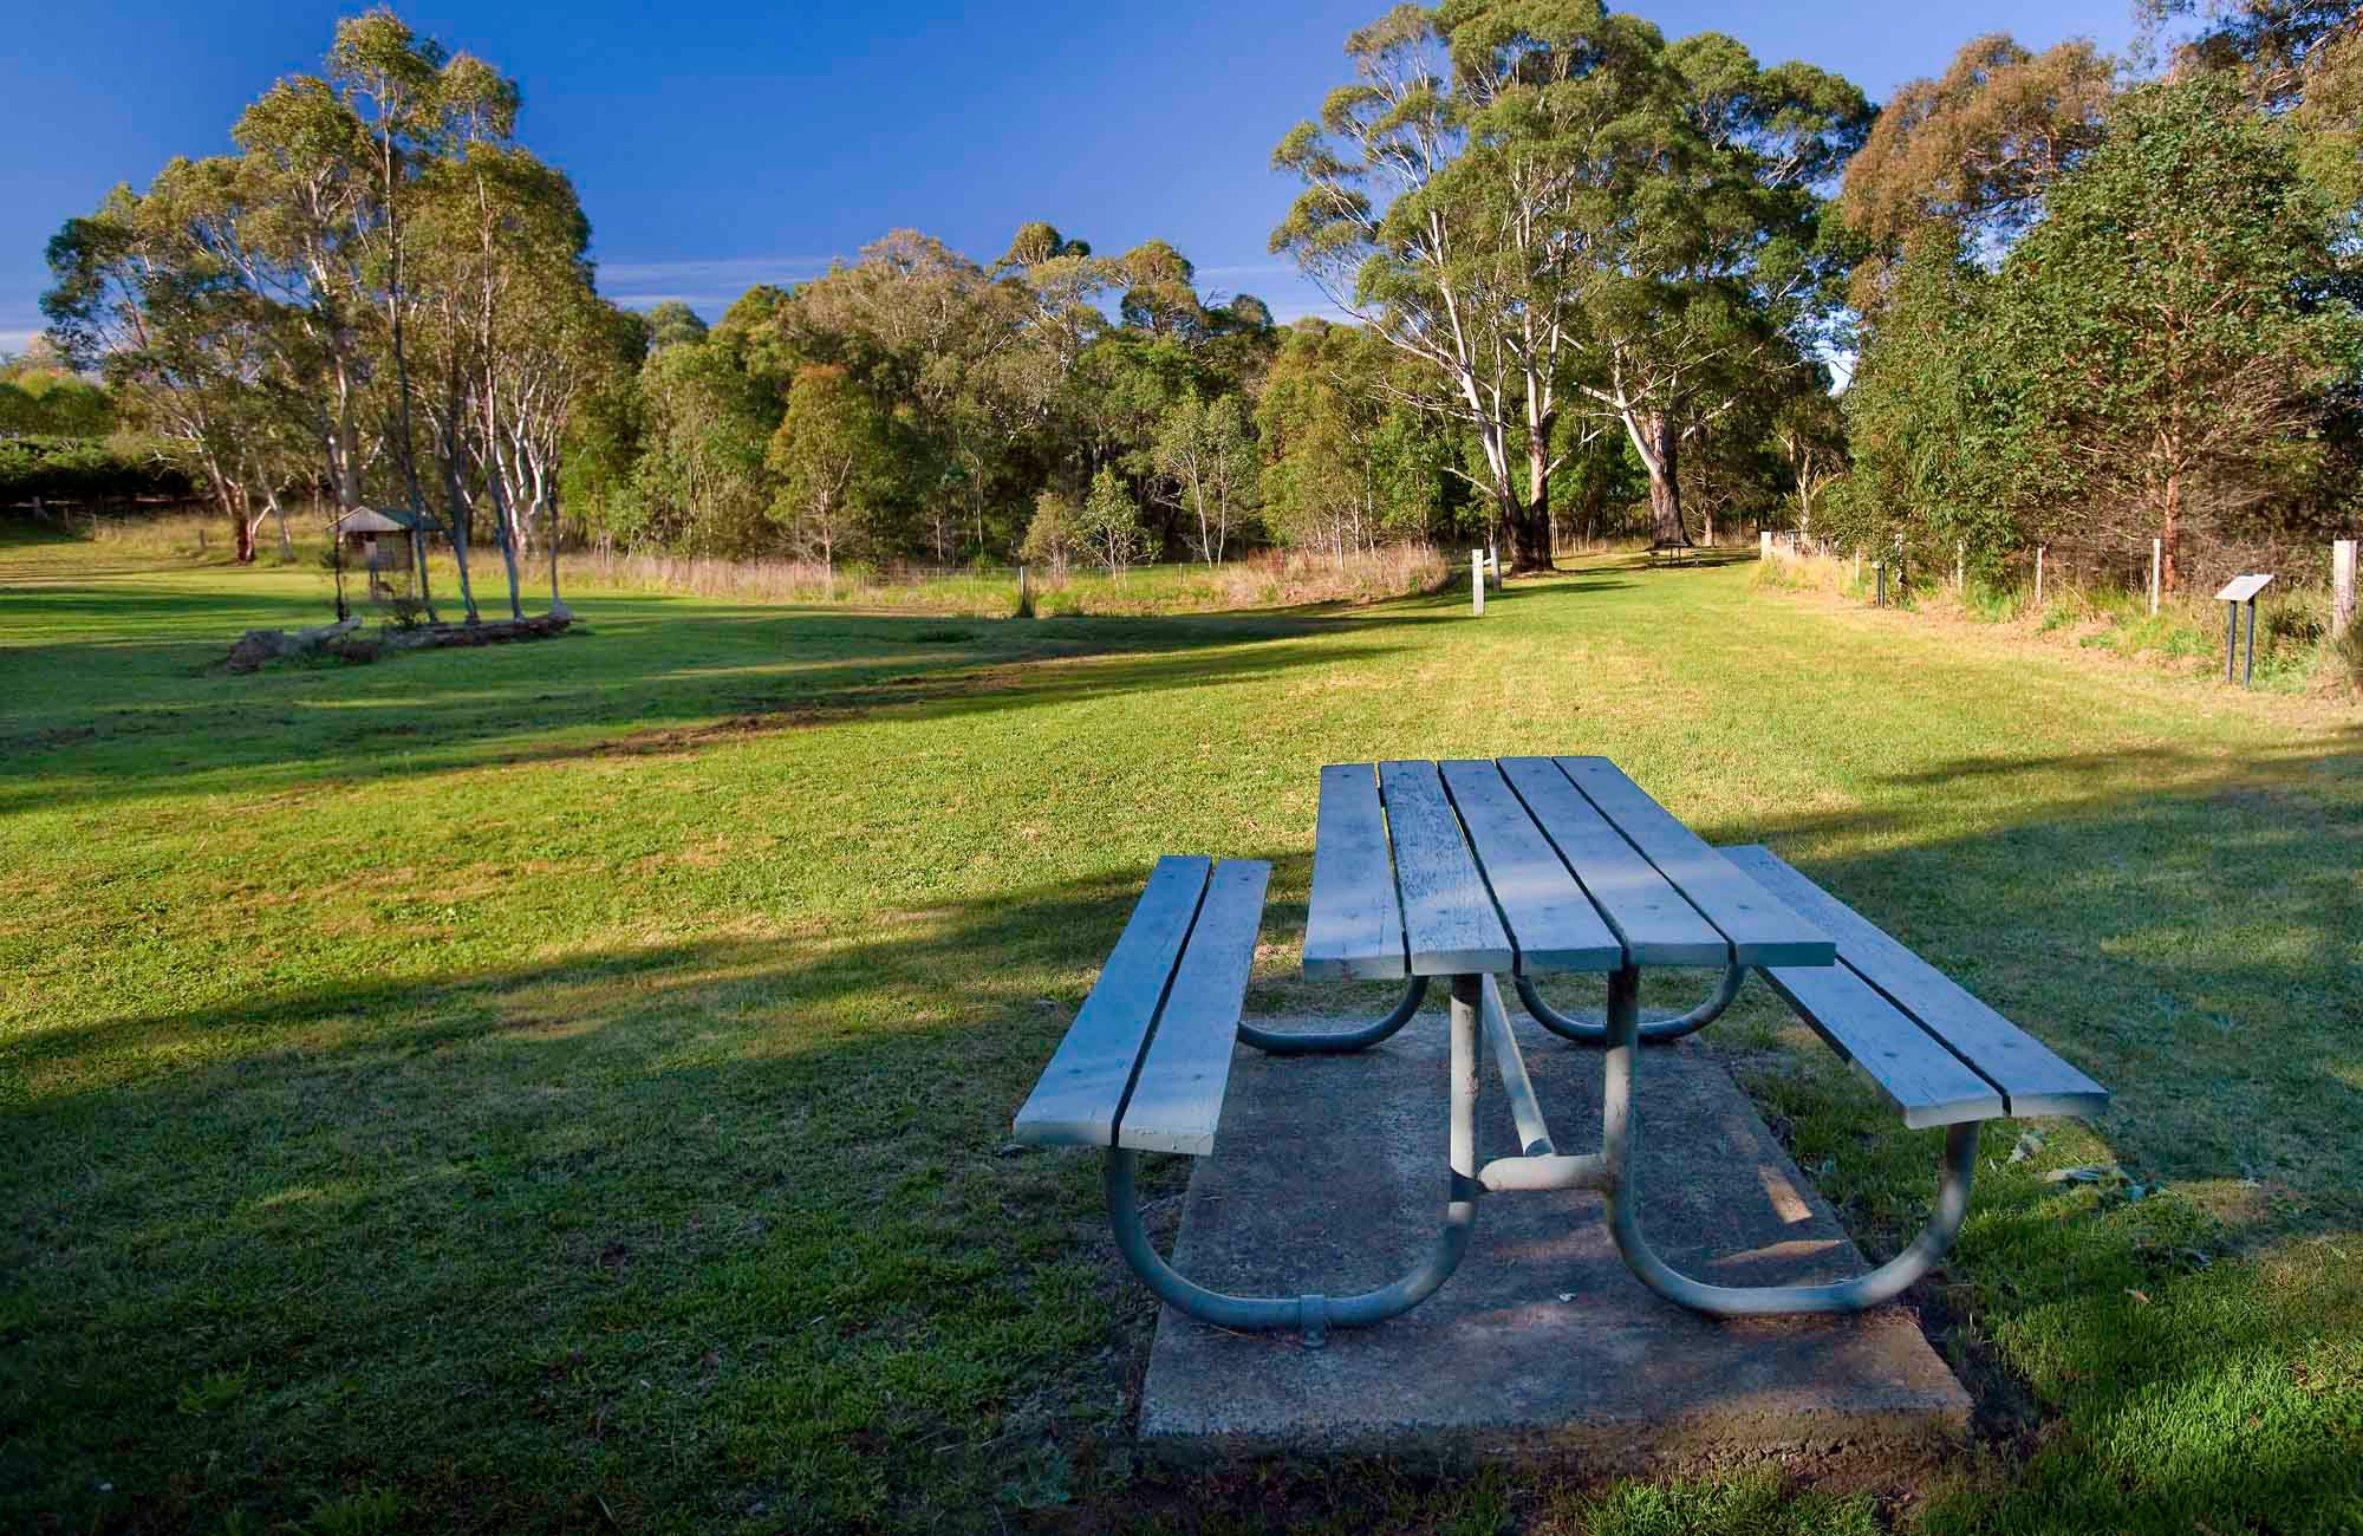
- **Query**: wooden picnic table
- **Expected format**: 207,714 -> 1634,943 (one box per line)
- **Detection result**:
1013,754 -> 2105,1339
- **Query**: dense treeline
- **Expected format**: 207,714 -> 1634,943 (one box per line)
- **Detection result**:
37,0 -> 2363,592
559,228 -> 1480,571
0,345 -> 196,507
1829,4 -> 2363,593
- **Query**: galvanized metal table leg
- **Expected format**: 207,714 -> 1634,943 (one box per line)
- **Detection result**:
1238,976 -> 1428,1055
1515,963 -> 1745,1046
1101,974 -> 1480,1341
1597,964 -> 1980,1316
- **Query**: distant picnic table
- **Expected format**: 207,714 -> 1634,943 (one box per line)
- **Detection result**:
1016,756 -> 2107,1342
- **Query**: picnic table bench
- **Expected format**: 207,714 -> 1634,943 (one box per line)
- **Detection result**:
1014,756 -> 2108,1341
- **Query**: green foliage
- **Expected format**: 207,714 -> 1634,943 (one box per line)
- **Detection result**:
2000,76 -> 2358,584
1836,230 -> 2026,569
1149,392 -> 1259,563
629,337 -> 775,557
641,300 -> 709,353
1255,319 -> 1450,556
0,434 -> 194,506
0,355 -> 113,437
1019,487 -> 1077,574
1844,68 -> 2363,593
1074,464 -> 1145,574
765,363 -> 904,569
1273,3 -> 1870,559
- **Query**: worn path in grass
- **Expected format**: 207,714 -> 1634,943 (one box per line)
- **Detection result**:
2,540 -> 2358,1534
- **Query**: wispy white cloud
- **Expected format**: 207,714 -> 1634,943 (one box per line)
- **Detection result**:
595,254 -> 841,313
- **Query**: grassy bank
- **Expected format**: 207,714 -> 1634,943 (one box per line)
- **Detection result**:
2,536 -> 2357,1533
1756,544 -> 2363,696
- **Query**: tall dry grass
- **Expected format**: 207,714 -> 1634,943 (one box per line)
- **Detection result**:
560,544 -> 1449,617
1753,541 -> 2359,695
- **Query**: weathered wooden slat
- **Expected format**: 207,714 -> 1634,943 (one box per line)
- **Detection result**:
1119,860 -> 1270,1155
1497,756 -> 1725,967
1724,846 -> 2109,1119
1440,759 -> 1623,973
1011,856 -> 1209,1147
1556,758 -> 1834,968
1380,760 -> 1514,975
1754,959 -> 2008,1128
1303,763 -> 1407,981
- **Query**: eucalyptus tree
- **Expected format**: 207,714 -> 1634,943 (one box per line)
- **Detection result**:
767,231 -> 1031,561
1151,392 -> 1259,563
1275,2 -> 1866,564
766,363 -> 902,575
1999,78 -> 2358,591
1077,464 -> 1146,573
328,10 -> 458,605
1565,30 -> 1869,548
1255,318 -> 1447,556
643,301 -> 710,353
633,335 -> 774,555
1272,1 -> 1612,568
44,172 -> 293,561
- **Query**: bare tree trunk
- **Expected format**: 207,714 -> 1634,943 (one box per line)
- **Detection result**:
1642,414 -> 1688,547
435,402 -> 484,624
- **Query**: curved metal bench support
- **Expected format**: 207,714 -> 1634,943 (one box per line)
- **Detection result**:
1238,976 -> 1428,1056
1596,965 -> 1980,1316
1101,976 -> 1479,1343
1516,963 -> 1745,1046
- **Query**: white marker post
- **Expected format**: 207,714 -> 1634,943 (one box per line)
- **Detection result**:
1471,550 -> 1486,616
2034,546 -> 2046,607
2150,539 -> 2162,616
2333,539 -> 2357,639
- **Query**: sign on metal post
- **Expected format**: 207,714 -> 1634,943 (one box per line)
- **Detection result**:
2214,573 -> 2274,686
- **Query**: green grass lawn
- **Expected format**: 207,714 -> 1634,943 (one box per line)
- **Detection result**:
3,533 -> 2358,1534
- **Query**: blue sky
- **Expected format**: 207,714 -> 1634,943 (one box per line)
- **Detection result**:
2,0 -> 2143,355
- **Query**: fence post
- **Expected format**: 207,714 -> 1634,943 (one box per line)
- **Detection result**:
2150,539 -> 2162,616
2334,538 -> 2358,639
1471,550 -> 1485,616
1017,563 -> 1032,618
2034,545 -> 2046,607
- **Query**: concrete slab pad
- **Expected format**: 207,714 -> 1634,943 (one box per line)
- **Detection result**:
1137,1007 -> 1971,1469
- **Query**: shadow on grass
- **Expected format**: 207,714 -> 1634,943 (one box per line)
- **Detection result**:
4,735 -> 2359,1533
0,597 -> 1433,816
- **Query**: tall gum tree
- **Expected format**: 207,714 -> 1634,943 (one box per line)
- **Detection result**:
1274,1 -> 1866,564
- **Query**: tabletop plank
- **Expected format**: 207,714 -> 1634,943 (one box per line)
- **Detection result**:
1555,757 -> 1834,968
1497,756 -> 1728,967
1440,759 -> 1623,972
1120,859 -> 1270,1155
1011,855 -> 1209,1146
1303,763 -> 1407,980
1728,848 -> 2109,1118
1380,760 -> 1515,975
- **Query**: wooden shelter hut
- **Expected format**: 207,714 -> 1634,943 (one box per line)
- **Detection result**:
332,506 -> 436,615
